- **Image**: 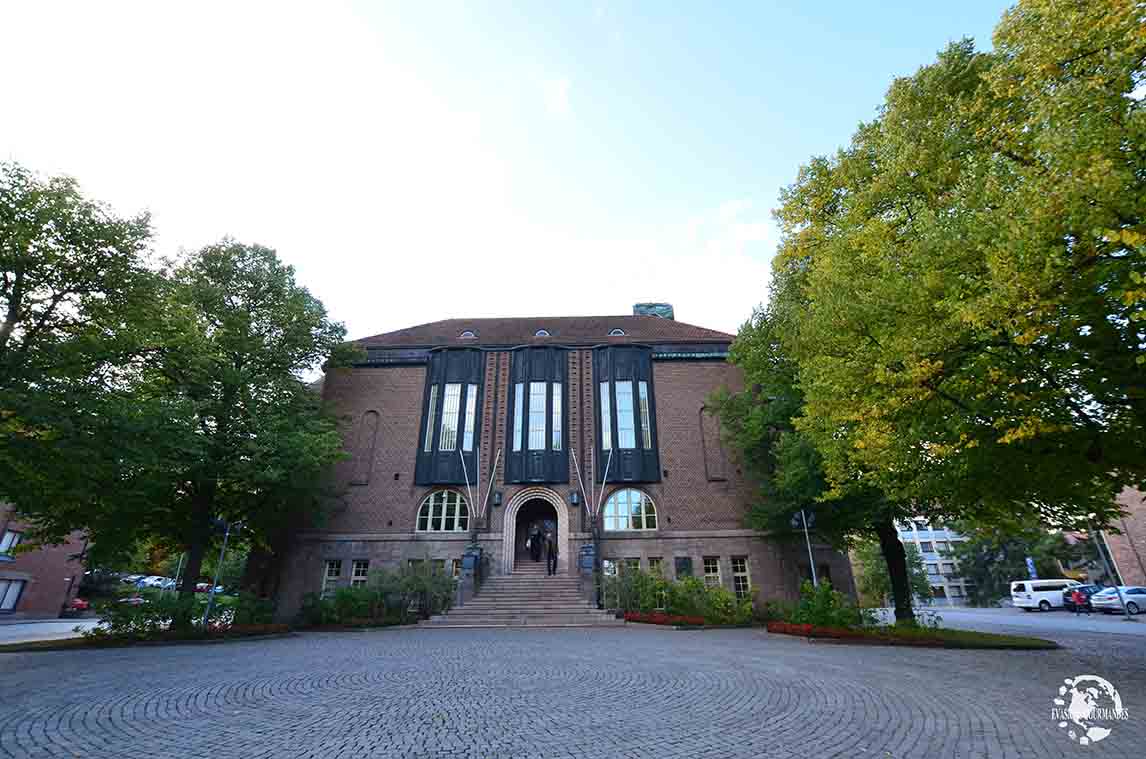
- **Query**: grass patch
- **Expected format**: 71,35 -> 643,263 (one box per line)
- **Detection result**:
767,621 -> 1058,649
0,624 -> 293,653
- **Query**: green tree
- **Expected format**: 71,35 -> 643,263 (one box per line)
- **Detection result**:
713,270 -> 924,624
0,162 -> 169,558
949,525 -> 1085,606
143,241 -> 355,599
7,237 -> 355,610
773,1 -> 1142,532
853,540 -> 933,608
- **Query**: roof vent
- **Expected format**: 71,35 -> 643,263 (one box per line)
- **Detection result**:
459,330 -> 476,339
608,328 -> 626,336
534,329 -> 550,337
633,303 -> 674,320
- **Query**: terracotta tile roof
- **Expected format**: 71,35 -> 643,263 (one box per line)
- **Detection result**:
354,315 -> 733,348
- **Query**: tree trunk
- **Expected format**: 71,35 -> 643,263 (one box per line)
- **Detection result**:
875,518 -> 916,625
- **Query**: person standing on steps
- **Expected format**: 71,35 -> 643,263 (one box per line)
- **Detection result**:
544,530 -> 558,576
529,523 -> 543,563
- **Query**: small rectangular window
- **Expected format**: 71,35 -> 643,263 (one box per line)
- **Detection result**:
616,381 -> 636,449
674,556 -> 693,578
637,381 -> 652,449
941,562 -> 956,575
919,541 -> 933,552
703,557 -> 721,588
513,383 -> 524,452
462,384 -> 478,451
731,556 -> 750,600
551,382 -> 562,451
321,560 -> 342,598
599,382 -> 612,450
439,383 -> 462,450
950,585 -> 964,597
423,385 -> 438,452
934,541 -> 949,554
528,381 -> 546,450
431,559 -> 446,575
926,563 -> 939,575
351,560 -> 370,587
0,579 -> 26,611
623,558 -> 640,574
451,559 -> 462,578
648,557 -> 663,574
0,530 -> 22,556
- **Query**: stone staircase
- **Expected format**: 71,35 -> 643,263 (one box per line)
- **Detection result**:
422,561 -> 623,628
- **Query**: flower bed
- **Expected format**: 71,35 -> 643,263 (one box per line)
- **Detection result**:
624,611 -> 706,626
765,621 -> 1058,649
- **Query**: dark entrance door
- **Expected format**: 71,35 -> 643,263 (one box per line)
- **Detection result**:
515,499 -> 557,566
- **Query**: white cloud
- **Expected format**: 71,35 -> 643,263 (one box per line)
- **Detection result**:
542,77 -> 572,117
0,2 -> 776,345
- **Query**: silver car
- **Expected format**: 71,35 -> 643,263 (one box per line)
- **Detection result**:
1090,586 -> 1145,615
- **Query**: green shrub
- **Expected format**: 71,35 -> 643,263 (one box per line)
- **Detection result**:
84,592 -> 231,638
230,592 -> 275,626
789,581 -> 871,629
600,570 -> 753,624
296,563 -> 457,627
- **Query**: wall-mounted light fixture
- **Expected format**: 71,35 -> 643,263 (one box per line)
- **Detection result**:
570,491 -> 580,506
493,491 -> 503,508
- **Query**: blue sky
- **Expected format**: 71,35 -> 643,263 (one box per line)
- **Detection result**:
0,1 -> 1010,338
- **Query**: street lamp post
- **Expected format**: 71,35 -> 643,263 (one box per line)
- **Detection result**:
791,509 -> 818,588
201,520 -> 238,628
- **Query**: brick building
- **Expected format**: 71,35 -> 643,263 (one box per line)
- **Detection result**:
1106,487 -> 1146,585
275,307 -> 853,617
0,505 -> 85,619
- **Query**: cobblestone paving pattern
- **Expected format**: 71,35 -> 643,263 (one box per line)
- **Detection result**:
0,627 -> 1143,758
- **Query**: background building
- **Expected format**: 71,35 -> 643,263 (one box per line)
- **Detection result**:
896,519 -> 973,606
0,505 -> 85,619
274,306 -> 853,617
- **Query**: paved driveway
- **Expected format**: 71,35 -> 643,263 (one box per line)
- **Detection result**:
0,627 -> 1142,758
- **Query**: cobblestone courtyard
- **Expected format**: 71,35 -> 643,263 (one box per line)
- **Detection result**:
1,626 -> 1143,758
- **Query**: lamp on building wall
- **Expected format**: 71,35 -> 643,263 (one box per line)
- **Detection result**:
493,491 -> 503,508
570,491 -> 580,506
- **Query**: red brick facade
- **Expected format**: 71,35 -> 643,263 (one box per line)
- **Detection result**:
0,505 -> 85,619
275,316 -> 854,617
1108,487 -> 1146,585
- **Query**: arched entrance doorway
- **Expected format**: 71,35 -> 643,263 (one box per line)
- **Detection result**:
501,487 -> 570,574
514,499 -> 557,568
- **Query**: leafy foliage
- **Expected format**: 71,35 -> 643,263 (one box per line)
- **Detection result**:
788,581 -> 873,629
772,1 -> 1144,525
601,570 -> 753,625
854,540 -> 934,607
298,564 -> 456,627
948,524 -> 1086,605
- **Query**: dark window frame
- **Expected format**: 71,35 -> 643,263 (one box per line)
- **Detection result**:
505,347 -> 569,484
593,346 -> 660,483
414,350 -> 485,485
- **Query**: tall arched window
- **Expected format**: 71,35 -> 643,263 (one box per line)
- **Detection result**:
416,491 -> 470,532
603,489 -> 657,531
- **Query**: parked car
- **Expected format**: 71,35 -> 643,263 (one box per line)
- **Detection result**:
1090,586 -> 1146,615
121,574 -> 144,584
1011,579 -> 1081,611
1062,584 -> 1105,611
136,575 -> 170,589
67,597 -> 90,612
119,595 -> 146,605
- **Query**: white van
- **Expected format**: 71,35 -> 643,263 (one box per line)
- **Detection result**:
1011,579 -> 1081,611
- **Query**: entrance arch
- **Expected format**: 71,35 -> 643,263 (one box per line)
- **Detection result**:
501,487 -> 570,574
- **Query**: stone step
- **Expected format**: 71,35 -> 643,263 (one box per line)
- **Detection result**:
424,613 -> 620,625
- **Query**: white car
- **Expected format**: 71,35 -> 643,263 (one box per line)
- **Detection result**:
1010,579 -> 1081,611
135,575 -> 169,588
1090,586 -> 1145,615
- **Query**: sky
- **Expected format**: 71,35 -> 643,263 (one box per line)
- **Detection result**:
0,1 -> 1011,339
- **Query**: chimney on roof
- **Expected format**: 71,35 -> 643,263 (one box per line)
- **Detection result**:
633,303 -> 674,320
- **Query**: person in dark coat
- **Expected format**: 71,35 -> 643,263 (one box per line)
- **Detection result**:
544,530 -> 558,576
529,524 -> 543,562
